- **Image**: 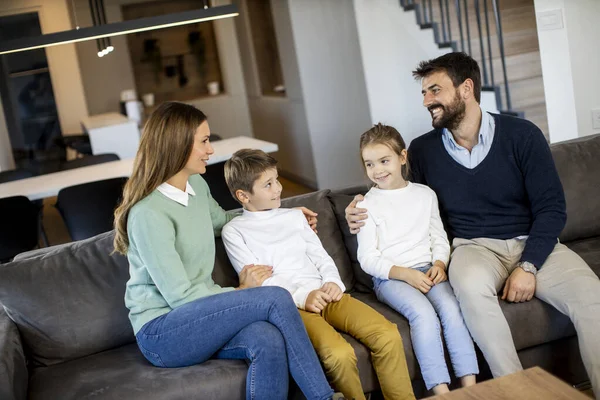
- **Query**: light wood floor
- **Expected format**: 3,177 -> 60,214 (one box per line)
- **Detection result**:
279,176 -> 315,198
41,176 -> 314,247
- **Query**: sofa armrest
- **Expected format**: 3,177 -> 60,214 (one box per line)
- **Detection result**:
0,306 -> 28,400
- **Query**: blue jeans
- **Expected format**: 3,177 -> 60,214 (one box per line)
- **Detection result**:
135,286 -> 334,400
373,265 -> 478,390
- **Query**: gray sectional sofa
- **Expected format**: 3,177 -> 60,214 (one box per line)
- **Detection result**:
1,133 -> 599,399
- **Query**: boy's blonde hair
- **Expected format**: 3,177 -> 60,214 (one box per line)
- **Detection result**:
359,123 -> 410,181
224,149 -> 278,203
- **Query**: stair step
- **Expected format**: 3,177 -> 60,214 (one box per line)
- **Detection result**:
499,76 -> 546,110
438,42 -> 455,49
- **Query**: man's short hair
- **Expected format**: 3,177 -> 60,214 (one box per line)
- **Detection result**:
412,52 -> 482,103
224,149 -> 278,201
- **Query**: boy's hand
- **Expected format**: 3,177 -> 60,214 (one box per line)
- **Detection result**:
321,282 -> 343,302
237,264 -> 273,289
426,261 -> 447,284
404,268 -> 434,294
305,290 -> 332,313
296,206 -> 318,233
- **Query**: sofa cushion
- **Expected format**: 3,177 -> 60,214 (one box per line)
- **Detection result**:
0,231 -> 134,367
279,189 -> 355,291
565,236 -> 600,278
0,307 -> 28,400
212,239 -> 241,289
552,134 -> 600,242
27,343 -> 247,400
499,298 -> 575,351
328,192 -> 373,292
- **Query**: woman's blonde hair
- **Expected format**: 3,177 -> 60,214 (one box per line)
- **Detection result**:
359,123 -> 410,180
113,102 -> 207,254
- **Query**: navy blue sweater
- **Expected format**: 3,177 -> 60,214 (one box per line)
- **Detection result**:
408,113 -> 566,269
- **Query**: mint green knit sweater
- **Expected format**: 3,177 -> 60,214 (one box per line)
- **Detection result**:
125,174 -> 237,334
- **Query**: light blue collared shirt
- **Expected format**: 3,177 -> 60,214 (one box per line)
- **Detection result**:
442,108 -> 495,169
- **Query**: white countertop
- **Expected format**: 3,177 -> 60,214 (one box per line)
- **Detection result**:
0,136 -> 278,201
81,112 -> 132,131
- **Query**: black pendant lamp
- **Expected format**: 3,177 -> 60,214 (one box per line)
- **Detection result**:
0,2 -> 238,55
89,0 -> 113,57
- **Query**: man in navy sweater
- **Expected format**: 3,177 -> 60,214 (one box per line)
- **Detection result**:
346,52 -> 599,396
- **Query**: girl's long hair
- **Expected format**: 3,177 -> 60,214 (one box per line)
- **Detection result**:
113,102 -> 207,255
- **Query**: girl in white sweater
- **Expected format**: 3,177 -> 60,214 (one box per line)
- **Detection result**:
356,124 -> 478,395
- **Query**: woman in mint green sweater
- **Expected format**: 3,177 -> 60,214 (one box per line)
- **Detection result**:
113,102 -> 334,400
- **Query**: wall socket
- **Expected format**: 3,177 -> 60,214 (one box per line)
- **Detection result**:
593,109 -> 600,130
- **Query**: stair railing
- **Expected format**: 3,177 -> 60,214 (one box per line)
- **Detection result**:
399,0 -> 512,111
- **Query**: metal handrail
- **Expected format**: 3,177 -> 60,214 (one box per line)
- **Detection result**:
438,0 -> 448,42
456,0 -> 465,52
483,0 -> 495,87
444,0 -> 452,42
474,0 -> 490,88
406,0 -> 512,111
428,0 -> 434,23
463,0 -> 472,55
492,0 -> 511,110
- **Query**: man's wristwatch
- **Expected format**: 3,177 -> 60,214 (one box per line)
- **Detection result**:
518,261 -> 537,276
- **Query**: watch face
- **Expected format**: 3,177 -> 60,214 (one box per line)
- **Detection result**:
520,262 -> 536,274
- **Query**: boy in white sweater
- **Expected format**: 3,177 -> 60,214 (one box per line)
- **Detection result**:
222,149 -> 415,400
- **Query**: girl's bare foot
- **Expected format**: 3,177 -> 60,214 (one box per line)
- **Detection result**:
461,374 -> 477,387
432,383 -> 450,395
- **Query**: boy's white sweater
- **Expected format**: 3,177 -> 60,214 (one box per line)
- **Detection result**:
222,208 -> 345,309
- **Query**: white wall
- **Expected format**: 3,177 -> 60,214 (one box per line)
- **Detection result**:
534,0 -> 600,142
354,0 -> 447,148
288,0 -> 373,190
239,0 -> 481,189
533,0 -> 579,143
0,0 -> 89,170
235,0 -> 317,187
72,0 -> 137,116
563,0 -> 600,139
190,0 -> 252,139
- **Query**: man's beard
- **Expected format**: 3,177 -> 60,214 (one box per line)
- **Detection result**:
428,91 -> 466,131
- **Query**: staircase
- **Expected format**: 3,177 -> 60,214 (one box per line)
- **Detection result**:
399,0 -> 548,138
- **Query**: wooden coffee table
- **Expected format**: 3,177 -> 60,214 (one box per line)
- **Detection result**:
426,367 -> 591,399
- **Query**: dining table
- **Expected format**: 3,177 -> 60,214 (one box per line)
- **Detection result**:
0,136 -> 278,201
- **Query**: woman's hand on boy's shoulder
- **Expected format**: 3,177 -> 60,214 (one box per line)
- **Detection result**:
295,206 -> 319,233
345,194 -> 368,234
